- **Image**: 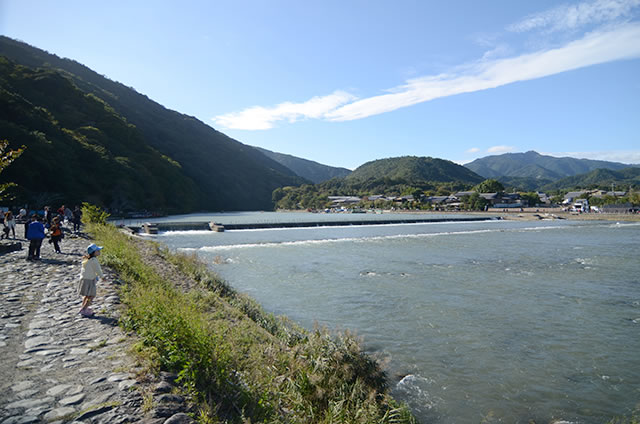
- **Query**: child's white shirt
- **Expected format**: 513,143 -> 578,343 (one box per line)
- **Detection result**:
80,257 -> 104,280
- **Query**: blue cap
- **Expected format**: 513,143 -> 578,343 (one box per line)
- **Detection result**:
87,244 -> 103,255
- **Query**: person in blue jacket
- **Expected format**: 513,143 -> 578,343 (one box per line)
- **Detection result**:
27,214 -> 46,260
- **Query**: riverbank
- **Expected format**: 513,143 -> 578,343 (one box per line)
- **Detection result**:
496,209 -> 640,222
1,224 -> 417,423
408,208 -> 640,222
277,208 -> 640,222
0,234 -> 193,423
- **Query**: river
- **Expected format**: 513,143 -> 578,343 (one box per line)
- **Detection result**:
143,212 -> 640,423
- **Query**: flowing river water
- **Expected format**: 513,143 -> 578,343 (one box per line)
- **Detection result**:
138,212 -> 640,423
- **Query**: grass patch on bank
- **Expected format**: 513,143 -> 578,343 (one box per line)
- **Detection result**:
88,222 -> 416,424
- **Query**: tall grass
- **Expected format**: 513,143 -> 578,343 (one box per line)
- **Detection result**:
88,222 -> 417,424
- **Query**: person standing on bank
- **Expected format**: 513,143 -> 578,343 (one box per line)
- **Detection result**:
49,216 -> 63,253
72,206 -> 82,233
1,214 -> 9,240
4,211 -> 16,239
26,214 -> 46,260
64,206 -> 73,224
78,244 -> 104,317
44,206 -> 52,228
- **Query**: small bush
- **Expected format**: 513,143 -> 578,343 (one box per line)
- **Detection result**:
81,202 -> 110,225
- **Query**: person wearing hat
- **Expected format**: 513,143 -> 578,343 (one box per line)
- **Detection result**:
77,243 -> 105,316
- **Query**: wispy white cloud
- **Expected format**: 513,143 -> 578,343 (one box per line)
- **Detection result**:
487,145 -> 516,154
508,0 -> 640,33
324,23 -> 640,121
213,1 -> 640,130
466,147 -> 481,154
213,91 -> 356,130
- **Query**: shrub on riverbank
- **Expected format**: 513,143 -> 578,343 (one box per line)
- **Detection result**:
87,222 -> 416,423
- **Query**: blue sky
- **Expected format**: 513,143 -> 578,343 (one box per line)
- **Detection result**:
1,0 -> 639,169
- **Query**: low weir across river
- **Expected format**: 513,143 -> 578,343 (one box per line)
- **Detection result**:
128,215 -> 502,233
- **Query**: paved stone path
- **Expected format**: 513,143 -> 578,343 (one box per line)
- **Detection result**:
0,234 -> 193,423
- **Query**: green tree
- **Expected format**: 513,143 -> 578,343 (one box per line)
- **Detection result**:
81,202 -> 110,225
549,193 -> 565,205
520,192 -> 541,207
462,192 -> 489,211
474,179 -> 505,194
0,140 -> 26,201
272,187 -> 286,204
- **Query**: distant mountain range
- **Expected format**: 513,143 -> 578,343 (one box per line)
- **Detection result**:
464,150 -> 634,180
254,147 -> 351,183
541,167 -> 640,192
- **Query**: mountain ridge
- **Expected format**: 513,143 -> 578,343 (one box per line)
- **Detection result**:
0,58 -> 201,211
465,150 -> 635,180
541,167 -> 640,192
0,35 -> 305,211
348,156 -> 484,184
254,146 -> 351,183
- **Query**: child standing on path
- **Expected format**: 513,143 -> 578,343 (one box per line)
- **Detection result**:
48,216 -> 63,253
78,243 -> 104,317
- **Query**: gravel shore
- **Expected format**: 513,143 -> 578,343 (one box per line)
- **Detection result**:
0,233 -> 194,423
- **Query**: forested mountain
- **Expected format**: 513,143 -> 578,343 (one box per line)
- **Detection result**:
348,156 -> 483,184
272,156 -> 486,209
0,58 -> 199,212
0,36 -> 305,212
465,150 -> 633,180
254,146 -> 351,183
493,176 -> 554,192
541,167 -> 640,191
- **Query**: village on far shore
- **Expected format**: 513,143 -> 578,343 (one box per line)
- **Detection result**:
324,188 -> 638,215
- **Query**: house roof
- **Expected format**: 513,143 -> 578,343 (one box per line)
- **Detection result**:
328,196 -> 361,204
427,196 -> 450,204
564,191 -> 588,199
480,193 -> 498,200
454,191 -> 475,197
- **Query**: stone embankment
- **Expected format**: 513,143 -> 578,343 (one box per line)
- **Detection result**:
0,234 -> 193,423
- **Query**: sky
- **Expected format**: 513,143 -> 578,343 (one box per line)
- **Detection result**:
1,0 -> 639,170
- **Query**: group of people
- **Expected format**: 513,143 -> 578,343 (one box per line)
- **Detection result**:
41,205 -> 83,233
24,214 -> 65,259
22,213 -> 106,317
0,204 -> 83,260
2,204 -> 105,318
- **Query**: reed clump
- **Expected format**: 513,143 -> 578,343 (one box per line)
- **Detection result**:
88,222 -> 416,424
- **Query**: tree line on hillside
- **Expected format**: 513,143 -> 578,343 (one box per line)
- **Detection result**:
0,36 -> 306,213
271,178 -> 501,210
273,178 -> 485,211
273,174 -> 640,211
0,58 -> 200,212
